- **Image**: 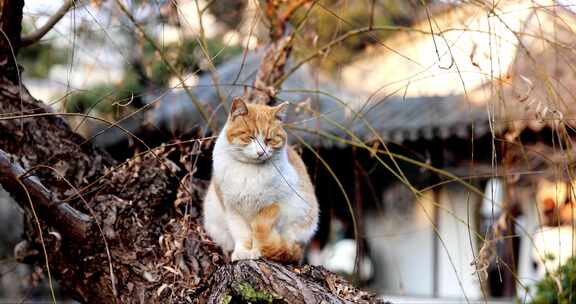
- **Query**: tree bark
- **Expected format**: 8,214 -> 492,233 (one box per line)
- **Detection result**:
0,0 -> 24,82
0,1 -> 384,303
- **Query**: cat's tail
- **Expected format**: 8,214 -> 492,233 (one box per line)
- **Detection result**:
251,203 -> 303,263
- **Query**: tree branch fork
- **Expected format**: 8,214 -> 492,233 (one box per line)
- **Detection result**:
20,0 -> 78,47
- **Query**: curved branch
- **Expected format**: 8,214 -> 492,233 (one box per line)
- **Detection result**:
0,149 -> 93,241
20,0 -> 76,47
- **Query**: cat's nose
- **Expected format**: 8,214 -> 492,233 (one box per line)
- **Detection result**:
257,150 -> 267,158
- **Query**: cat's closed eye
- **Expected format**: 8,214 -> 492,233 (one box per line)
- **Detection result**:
266,136 -> 284,148
231,133 -> 251,143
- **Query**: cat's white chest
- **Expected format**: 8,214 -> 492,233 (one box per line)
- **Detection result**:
213,149 -> 298,216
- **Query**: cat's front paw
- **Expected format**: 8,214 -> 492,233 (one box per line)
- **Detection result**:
231,247 -> 261,261
249,248 -> 261,259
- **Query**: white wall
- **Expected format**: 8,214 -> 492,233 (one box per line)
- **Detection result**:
437,186 -> 482,299
365,190 -> 435,296
366,186 -> 483,299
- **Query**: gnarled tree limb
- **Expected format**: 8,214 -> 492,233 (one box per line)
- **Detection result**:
201,260 -> 385,304
245,0 -> 312,105
0,149 -> 93,242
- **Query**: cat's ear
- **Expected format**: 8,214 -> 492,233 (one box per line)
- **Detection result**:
230,97 -> 248,119
273,101 -> 289,121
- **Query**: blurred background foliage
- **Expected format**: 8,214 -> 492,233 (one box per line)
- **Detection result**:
141,37 -> 243,87
532,257 -> 576,304
64,37 -> 242,117
18,22 -> 68,79
19,0 -> 430,120
18,42 -> 68,79
290,0 -> 423,71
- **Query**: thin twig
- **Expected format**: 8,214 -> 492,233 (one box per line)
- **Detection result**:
114,0 -> 214,130
369,0 -> 375,30
274,25 -> 412,87
192,0 -> 226,111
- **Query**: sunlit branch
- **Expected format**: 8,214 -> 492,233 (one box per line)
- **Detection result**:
20,0 -> 77,47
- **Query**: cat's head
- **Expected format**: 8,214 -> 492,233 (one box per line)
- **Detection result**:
223,97 -> 288,163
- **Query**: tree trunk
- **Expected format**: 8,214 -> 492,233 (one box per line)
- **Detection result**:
0,2 -> 384,303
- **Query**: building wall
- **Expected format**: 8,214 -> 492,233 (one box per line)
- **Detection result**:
365,190 -> 435,296
437,186 -> 482,299
365,185 -> 483,299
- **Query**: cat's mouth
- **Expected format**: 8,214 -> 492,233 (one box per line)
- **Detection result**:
244,158 -> 270,164
244,154 -> 271,163
257,152 -> 272,161
234,152 -> 273,164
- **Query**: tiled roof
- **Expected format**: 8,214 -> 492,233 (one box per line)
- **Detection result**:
146,1 -> 576,147
147,51 -> 492,146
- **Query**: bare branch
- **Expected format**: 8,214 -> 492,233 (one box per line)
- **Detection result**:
0,149 -> 93,241
245,37 -> 292,104
114,0 -> 215,131
245,0 -> 311,105
20,0 -> 76,47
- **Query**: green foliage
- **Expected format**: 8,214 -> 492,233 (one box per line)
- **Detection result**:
291,1 -> 415,71
532,257 -> 576,304
18,22 -> 67,79
65,36 -> 241,117
142,37 -> 242,86
65,84 -> 116,114
203,38 -> 244,67
222,295 -> 232,304
65,69 -> 142,117
18,42 -> 67,79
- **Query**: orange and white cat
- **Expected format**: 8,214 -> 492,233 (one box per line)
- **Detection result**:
203,97 -> 318,263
